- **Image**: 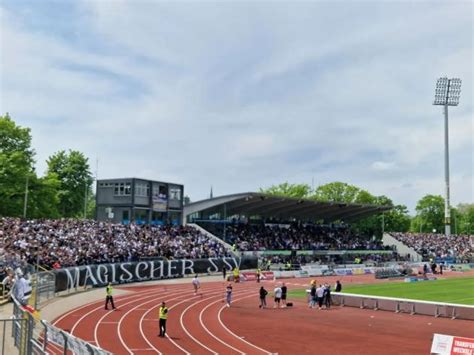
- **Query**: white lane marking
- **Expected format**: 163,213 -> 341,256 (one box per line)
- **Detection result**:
98,285 -> 192,353
218,294 -> 273,355
120,289 -> 198,355
199,292 -> 248,355
139,291 -> 218,355
94,288 -> 176,353
180,292 -> 249,355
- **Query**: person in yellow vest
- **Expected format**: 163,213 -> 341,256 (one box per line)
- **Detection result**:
158,301 -> 168,337
233,267 -> 240,283
256,268 -> 261,283
105,282 -> 116,310
286,261 -> 291,270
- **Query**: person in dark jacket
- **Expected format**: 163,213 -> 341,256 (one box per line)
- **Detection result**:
323,284 -> 331,309
335,280 -> 342,292
281,283 -> 288,307
309,284 -> 317,308
259,286 -> 268,308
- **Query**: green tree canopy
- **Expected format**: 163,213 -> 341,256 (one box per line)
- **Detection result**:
46,150 -> 93,217
259,182 -> 311,198
412,194 -> 445,233
313,182 -> 371,203
0,113 -> 36,216
454,203 -> 474,234
260,181 -> 412,237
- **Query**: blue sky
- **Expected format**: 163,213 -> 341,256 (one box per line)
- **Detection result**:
0,0 -> 472,212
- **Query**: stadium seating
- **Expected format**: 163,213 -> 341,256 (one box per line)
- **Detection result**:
389,232 -> 473,263
0,218 -> 230,269
222,223 -> 385,251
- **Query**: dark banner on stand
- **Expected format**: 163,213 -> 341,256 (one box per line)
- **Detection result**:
54,257 -> 257,292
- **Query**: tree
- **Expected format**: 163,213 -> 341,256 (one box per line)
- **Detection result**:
260,182 -> 311,198
412,194 -> 444,233
454,203 -> 474,234
0,113 -> 35,216
184,195 -> 191,205
26,174 -> 61,218
383,204 -> 411,233
312,182 -> 369,203
46,150 -> 93,217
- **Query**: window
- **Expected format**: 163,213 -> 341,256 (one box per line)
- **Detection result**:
135,183 -> 149,197
114,182 -> 131,196
170,187 -> 182,201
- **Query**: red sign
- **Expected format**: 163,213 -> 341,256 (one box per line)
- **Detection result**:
240,271 -> 274,281
431,334 -> 474,355
451,337 -> 474,355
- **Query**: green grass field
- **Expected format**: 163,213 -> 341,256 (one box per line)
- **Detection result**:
288,277 -> 474,305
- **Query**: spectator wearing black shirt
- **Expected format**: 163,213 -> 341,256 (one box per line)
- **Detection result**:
309,285 -> 317,308
281,283 -> 288,307
259,286 -> 268,309
323,284 -> 331,309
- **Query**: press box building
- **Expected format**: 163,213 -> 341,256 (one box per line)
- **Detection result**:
96,178 -> 184,225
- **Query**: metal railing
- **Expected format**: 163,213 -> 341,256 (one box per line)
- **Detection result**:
332,292 -> 474,320
2,267 -> 111,355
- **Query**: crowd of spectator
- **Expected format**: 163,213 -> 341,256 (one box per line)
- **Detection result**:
390,232 -> 474,262
226,223 -> 385,251
0,218 -> 230,269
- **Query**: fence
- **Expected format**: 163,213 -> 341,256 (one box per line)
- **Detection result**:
331,293 -> 474,320
2,267 -> 110,355
0,318 -> 27,355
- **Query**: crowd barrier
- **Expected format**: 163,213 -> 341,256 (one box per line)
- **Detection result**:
331,293 -> 474,320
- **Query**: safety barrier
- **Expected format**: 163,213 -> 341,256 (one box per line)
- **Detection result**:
5,269 -> 111,355
331,293 -> 474,320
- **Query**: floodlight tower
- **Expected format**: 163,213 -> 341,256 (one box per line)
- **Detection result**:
433,77 -> 462,236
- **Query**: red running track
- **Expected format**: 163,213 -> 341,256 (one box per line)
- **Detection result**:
51,274 -> 474,355
52,281 -> 275,355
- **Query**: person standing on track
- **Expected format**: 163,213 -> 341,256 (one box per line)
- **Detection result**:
225,283 -> 233,307
316,284 -> 324,310
273,285 -> 282,308
323,283 -> 331,309
105,282 -> 116,310
281,283 -> 288,307
158,301 -> 168,337
192,274 -> 200,295
222,266 -> 227,280
233,267 -> 240,283
335,280 -> 342,292
309,283 -> 317,308
256,268 -> 261,283
259,286 -> 268,308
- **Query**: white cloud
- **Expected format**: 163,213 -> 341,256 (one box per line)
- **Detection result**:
371,161 -> 396,171
0,0 -> 472,212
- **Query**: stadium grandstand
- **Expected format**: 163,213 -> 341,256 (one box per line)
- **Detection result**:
184,192 -> 397,266
1,193 -> 472,275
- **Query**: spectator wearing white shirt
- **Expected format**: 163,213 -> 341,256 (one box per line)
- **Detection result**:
273,286 -> 282,308
316,285 -> 325,310
192,274 -> 200,295
14,271 -> 28,305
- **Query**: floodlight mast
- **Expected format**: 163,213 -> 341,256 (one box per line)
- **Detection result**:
433,77 -> 462,237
